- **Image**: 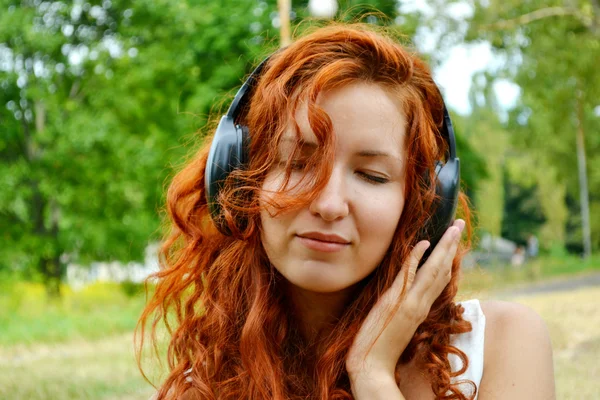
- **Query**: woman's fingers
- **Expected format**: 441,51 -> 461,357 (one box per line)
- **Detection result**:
411,219 -> 465,301
390,240 -> 430,294
407,241 -> 431,289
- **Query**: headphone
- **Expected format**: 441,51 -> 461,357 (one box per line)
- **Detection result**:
205,54 -> 460,259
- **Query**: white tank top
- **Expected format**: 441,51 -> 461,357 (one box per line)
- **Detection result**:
449,299 -> 486,399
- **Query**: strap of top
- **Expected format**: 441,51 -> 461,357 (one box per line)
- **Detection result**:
449,299 -> 486,399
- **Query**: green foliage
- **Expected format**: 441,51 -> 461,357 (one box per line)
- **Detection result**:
417,0 -> 600,253
501,168 -> 546,245
453,121 -> 489,200
454,108 -> 504,236
0,281 -> 147,346
120,279 -> 144,298
0,0 -> 282,292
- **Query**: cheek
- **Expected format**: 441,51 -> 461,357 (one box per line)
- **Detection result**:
259,171 -> 283,217
359,192 -> 404,250
259,210 -> 283,270
259,176 -> 294,258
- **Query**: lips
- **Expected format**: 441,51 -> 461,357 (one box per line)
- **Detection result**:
296,231 -> 351,244
295,231 -> 351,253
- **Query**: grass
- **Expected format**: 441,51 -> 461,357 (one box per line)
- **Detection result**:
0,334 -> 156,400
0,281 -> 160,400
485,287 -> 599,400
1,258 -> 599,399
0,281 -> 148,346
459,253 -> 600,295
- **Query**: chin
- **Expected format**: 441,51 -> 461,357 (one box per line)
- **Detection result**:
292,280 -> 351,294
283,261 -> 358,294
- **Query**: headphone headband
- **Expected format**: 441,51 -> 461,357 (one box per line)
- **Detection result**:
226,56 -> 273,120
443,107 -> 457,159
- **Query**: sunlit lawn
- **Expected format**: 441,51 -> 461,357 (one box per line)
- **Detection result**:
1,256 -> 599,399
0,281 -> 148,346
0,334 -> 155,400
0,281 -> 157,399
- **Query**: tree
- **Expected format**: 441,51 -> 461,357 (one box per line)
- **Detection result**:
417,0 -> 599,255
465,0 -> 600,257
0,0 -> 282,296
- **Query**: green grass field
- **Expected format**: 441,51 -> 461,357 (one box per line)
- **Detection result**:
0,334 -> 155,399
1,257 -> 599,399
0,281 -> 148,347
0,282 -> 156,399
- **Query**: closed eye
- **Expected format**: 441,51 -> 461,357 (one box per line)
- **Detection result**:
290,160 -> 307,170
357,171 -> 389,184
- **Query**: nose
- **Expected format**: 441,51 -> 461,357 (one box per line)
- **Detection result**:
308,167 -> 349,221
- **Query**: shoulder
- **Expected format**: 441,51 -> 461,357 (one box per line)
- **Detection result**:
480,300 -> 549,339
478,300 -> 555,399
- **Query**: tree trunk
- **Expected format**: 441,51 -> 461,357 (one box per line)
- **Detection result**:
41,256 -> 62,298
575,90 -> 592,259
277,0 -> 291,47
30,100 -> 64,297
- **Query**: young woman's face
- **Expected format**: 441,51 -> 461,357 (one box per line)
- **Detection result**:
260,82 -> 407,294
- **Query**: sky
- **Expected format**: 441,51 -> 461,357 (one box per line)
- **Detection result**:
434,43 -> 521,115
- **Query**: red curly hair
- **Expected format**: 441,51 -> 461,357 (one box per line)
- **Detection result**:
137,23 -> 475,400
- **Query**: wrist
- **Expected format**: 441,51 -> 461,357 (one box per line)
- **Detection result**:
346,356 -> 395,380
348,370 -> 404,400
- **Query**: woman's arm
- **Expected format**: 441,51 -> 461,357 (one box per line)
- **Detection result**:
349,372 -> 405,400
478,301 -> 555,400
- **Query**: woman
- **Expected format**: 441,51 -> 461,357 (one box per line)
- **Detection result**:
137,23 -> 555,399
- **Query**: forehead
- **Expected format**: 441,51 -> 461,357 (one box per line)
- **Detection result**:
282,82 -> 406,157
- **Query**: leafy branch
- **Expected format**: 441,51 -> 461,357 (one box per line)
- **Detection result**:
480,6 -> 597,34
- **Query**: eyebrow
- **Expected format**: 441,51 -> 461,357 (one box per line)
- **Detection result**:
356,150 -> 399,160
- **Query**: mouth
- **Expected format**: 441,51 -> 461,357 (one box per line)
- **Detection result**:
295,234 -> 351,253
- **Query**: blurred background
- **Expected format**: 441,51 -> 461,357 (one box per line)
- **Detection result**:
1,0 -> 599,399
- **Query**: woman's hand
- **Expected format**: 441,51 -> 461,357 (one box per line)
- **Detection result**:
346,219 -> 465,395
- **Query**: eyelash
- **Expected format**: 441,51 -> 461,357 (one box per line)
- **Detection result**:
289,161 -> 307,170
357,172 -> 389,184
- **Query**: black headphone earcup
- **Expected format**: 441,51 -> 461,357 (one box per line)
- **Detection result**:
205,115 -> 248,234
419,158 -> 460,266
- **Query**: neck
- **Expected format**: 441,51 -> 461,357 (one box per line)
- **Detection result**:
285,282 -> 357,343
